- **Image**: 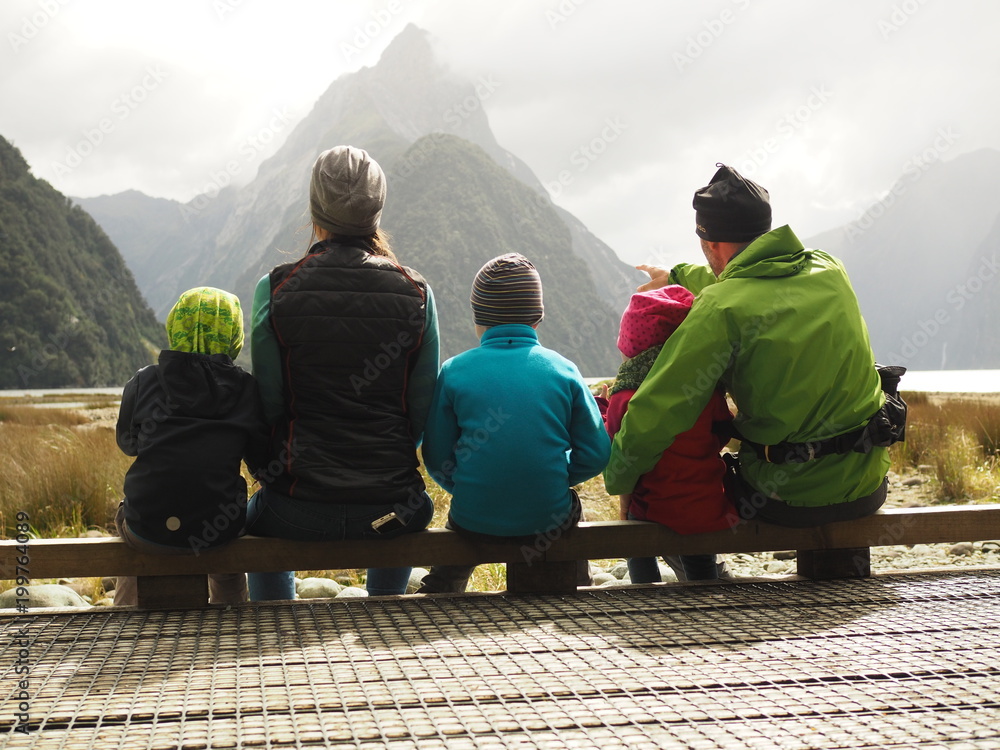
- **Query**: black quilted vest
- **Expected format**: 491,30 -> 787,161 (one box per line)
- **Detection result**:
265,239 -> 428,505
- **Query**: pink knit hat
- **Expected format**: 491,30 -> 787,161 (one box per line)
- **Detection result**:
617,285 -> 695,358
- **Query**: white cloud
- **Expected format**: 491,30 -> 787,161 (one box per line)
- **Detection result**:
2,0 -> 998,265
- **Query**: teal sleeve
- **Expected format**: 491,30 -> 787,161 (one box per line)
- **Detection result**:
249,274 -> 286,426
406,285 -> 440,445
567,374 -> 612,486
420,369 -> 457,493
604,295 -> 732,494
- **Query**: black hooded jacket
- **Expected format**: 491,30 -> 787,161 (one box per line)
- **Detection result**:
117,350 -> 268,550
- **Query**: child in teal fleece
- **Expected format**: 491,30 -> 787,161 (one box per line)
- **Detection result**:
418,253 -> 611,593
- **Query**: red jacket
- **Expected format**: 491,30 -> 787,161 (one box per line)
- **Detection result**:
600,388 -> 736,534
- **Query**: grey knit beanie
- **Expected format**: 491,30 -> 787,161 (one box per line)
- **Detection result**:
309,146 -> 386,236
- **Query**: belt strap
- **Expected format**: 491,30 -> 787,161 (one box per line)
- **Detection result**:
742,424 -> 867,464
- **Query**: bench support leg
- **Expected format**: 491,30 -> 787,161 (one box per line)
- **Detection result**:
506,561 -> 579,594
136,575 -> 209,608
796,547 -> 870,579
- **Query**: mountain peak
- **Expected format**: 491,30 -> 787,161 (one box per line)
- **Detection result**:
377,23 -> 434,70
0,136 -> 30,181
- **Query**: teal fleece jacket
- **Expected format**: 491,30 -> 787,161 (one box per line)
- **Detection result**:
605,225 -> 889,508
423,324 -> 611,536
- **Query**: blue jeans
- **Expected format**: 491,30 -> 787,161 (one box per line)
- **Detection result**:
627,554 -> 720,582
626,512 -> 719,582
245,486 -> 434,600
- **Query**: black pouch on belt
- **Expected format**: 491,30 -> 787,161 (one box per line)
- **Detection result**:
851,364 -> 908,453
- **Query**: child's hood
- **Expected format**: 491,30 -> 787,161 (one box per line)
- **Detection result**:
154,350 -> 244,418
617,285 -> 694,358
165,287 -> 244,359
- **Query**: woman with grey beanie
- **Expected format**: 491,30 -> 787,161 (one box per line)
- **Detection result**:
246,145 -> 439,600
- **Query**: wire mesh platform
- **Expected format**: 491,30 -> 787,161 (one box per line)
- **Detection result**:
3,569 -> 1000,749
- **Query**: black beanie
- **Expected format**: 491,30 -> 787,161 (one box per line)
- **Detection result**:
693,164 -> 771,242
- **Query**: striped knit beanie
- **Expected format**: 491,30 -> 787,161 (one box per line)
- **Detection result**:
470,253 -> 544,328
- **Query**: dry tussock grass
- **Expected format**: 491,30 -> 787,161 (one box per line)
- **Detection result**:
4,394 -> 997,594
0,413 -> 128,538
892,395 -> 1000,502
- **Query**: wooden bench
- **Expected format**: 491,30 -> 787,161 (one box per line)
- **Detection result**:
3,505 -> 999,609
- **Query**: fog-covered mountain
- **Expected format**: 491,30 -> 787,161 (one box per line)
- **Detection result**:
78,24 -> 641,375
805,148 -> 1000,371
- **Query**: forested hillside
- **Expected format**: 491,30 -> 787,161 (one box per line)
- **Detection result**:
0,137 -> 163,388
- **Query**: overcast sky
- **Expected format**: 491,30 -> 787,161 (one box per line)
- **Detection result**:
2,0 -> 997,269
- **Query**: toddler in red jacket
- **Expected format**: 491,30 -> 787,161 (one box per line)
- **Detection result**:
598,284 -> 736,581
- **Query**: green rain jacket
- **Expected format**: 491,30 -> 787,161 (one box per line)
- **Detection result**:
604,225 -> 890,508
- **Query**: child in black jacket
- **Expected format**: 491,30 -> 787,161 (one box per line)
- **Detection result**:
113,287 -> 268,605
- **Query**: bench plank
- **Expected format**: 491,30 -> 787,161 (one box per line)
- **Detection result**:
542,506 -> 1000,561
3,505 -> 999,601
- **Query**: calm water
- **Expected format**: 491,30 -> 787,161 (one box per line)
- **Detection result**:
1,371 -> 997,400
895,370 -> 999,394
0,387 -> 122,399
584,370 -> 999,394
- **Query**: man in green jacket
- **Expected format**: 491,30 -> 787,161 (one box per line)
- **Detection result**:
605,165 -> 889,541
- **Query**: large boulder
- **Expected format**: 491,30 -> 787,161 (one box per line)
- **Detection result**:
297,577 -> 344,599
0,584 -> 91,610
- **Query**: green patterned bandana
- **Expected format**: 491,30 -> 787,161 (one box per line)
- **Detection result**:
165,287 -> 244,358
609,344 -> 663,395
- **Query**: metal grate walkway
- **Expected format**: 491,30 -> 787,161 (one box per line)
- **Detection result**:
3,570 -> 1000,748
